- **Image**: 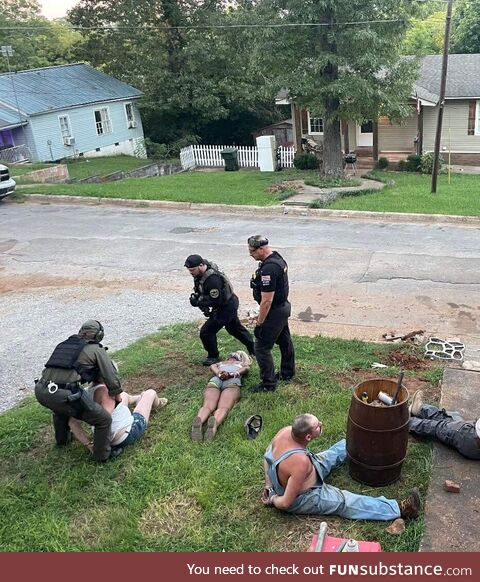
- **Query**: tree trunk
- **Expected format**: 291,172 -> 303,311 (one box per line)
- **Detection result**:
322,97 -> 344,177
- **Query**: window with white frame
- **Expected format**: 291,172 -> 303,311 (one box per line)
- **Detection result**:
94,108 -> 112,135
59,115 -> 72,139
308,114 -> 324,134
125,103 -> 136,127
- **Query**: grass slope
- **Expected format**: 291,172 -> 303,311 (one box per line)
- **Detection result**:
330,171 -> 480,216
0,324 -> 437,552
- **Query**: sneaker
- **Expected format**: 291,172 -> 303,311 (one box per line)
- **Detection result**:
409,390 -> 424,417
202,356 -> 219,366
153,395 -> 168,410
191,416 -> 203,442
204,416 -> 218,442
250,383 -> 276,393
399,487 -> 421,520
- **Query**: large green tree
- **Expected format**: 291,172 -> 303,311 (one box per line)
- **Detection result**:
451,0 -> 480,54
403,11 -> 445,56
68,0 -> 280,145
0,0 -> 81,73
255,0 -> 419,176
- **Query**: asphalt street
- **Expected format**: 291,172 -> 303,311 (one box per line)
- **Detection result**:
1,201 -> 479,411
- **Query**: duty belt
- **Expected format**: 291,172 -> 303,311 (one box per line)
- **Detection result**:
271,301 -> 287,309
46,381 -> 81,394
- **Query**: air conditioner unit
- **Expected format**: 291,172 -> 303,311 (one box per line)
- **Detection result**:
64,136 -> 75,146
128,121 -> 138,129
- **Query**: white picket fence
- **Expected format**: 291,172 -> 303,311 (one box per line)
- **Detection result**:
180,144 -> 295,170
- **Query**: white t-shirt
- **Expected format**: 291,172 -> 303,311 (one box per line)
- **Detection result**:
109,403 -> 133,445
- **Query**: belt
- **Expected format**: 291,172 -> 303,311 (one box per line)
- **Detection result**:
271,301 -> 287,309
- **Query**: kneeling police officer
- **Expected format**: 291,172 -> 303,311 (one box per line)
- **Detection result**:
248,235 -> 295,392
185,254 -> 255,366
35,320 -> 122,462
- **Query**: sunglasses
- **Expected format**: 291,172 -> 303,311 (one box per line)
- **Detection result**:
228,353 -> 241,361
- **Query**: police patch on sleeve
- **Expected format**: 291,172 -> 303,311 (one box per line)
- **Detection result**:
261,275 -> 271,286
210,289 -> 220,298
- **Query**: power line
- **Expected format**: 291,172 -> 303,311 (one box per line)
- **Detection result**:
0,19 -> 408,32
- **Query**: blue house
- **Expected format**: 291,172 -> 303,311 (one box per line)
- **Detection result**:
0,63 -> 146,163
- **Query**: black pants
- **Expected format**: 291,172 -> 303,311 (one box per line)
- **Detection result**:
255,301 -> 295,389
35,381 -> 112,462
200,295 -> 254,358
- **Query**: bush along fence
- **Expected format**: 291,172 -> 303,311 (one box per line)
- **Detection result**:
180,145 -> 295,170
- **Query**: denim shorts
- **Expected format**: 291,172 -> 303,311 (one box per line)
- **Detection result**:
121,412 -> 147,446
208,376 -> 241,391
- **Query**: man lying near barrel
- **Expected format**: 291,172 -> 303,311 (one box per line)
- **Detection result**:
409,390 -> 480,460
261,413 -> 420,521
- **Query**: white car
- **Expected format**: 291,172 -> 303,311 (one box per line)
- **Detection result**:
0,163 -> 16,200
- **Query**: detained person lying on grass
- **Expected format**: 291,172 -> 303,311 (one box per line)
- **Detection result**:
69,384 -> 168,455
191,351 -> 251,443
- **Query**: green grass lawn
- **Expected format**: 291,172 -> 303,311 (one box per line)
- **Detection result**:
330,171 -> 480,216
8,162 -> 52,176
17,169 -> 320,206
0,323 -> 438,552
66,156 -> 155,181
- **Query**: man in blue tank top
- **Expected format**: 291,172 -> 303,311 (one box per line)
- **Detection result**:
262,413 -> 420,521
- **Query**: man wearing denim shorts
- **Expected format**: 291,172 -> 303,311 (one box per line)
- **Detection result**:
69,385 -> 167,452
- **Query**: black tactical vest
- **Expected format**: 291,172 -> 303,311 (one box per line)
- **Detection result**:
45,335 -> 87,370
196,262 -> 233,305
250,252 -> 289,306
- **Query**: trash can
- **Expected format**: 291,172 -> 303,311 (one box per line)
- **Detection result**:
221,148 -> 239,171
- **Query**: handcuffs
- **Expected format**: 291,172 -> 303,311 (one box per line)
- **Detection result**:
264,487 -> 276,505
47,381 -> 59,394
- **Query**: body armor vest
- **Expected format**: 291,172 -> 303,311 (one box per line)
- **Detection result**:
197,263 -> 234,304
45,335 -> 87,370
250,252 -> 289,305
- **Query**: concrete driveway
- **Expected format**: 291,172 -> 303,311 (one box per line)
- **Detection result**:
1,200 -> 479,411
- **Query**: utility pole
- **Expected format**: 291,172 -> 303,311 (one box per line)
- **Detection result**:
1,45 -> 23,124
431,0 -> 453,194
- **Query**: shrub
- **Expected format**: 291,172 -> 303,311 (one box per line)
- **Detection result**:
376,157 -> 389,170
398,154 -> 421,172
293,152 -> 320,170
170,134 -> 201,156
420,152 -> 444,174
144,138 -> 171,160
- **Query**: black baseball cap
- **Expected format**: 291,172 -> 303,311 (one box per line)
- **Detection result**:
184,254 -> 204,268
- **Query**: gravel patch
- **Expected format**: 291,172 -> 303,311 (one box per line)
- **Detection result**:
0,287 -> 197,413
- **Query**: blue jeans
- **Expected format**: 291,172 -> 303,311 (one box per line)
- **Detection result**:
287,441 -> 401,521
121,412 -> 147,446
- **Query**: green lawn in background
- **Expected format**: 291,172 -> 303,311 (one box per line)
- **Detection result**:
8,162 -> 51,176
65,156 -> 156,181
330,171 -> 480,217
0,323 -> 438,552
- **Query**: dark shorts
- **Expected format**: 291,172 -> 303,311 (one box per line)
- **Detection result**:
122,412 -> 147,446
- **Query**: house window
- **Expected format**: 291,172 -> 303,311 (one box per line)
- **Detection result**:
125,103 -> 136,128
476,101 -> 480,136
59,115 -> 72,139
94,108 -> 112,135
308,113 -> 323,134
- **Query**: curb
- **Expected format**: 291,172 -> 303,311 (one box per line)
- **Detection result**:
22,193 -> 480,227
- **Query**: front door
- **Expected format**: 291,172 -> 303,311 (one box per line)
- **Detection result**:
357,121 -> 373,147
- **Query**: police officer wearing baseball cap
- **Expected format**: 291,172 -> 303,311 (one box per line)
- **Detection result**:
34,320 -> 123,462
248,235 -> 295,392
185,254 -> 254,366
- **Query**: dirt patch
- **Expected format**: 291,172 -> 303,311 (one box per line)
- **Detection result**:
139,491 -> 202,538
272,515 -> 346,552
383,349 -> 427,370
266,180 -> 304,194
122,373 -> 168,394
403,377 -> 441,405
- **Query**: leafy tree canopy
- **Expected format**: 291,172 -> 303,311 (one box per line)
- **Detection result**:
451,0 -> 480,54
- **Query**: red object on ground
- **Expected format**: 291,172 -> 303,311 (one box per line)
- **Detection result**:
308,534 -> 382,552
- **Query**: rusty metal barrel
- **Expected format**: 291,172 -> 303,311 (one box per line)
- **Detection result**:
346,378 -> 409,486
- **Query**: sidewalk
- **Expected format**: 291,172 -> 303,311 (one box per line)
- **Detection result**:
420,367 -> 480,552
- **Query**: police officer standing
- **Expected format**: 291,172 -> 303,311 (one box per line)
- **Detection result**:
34,320 -> 122,462
248,236 -> 295,392
185,254 -> 255,365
